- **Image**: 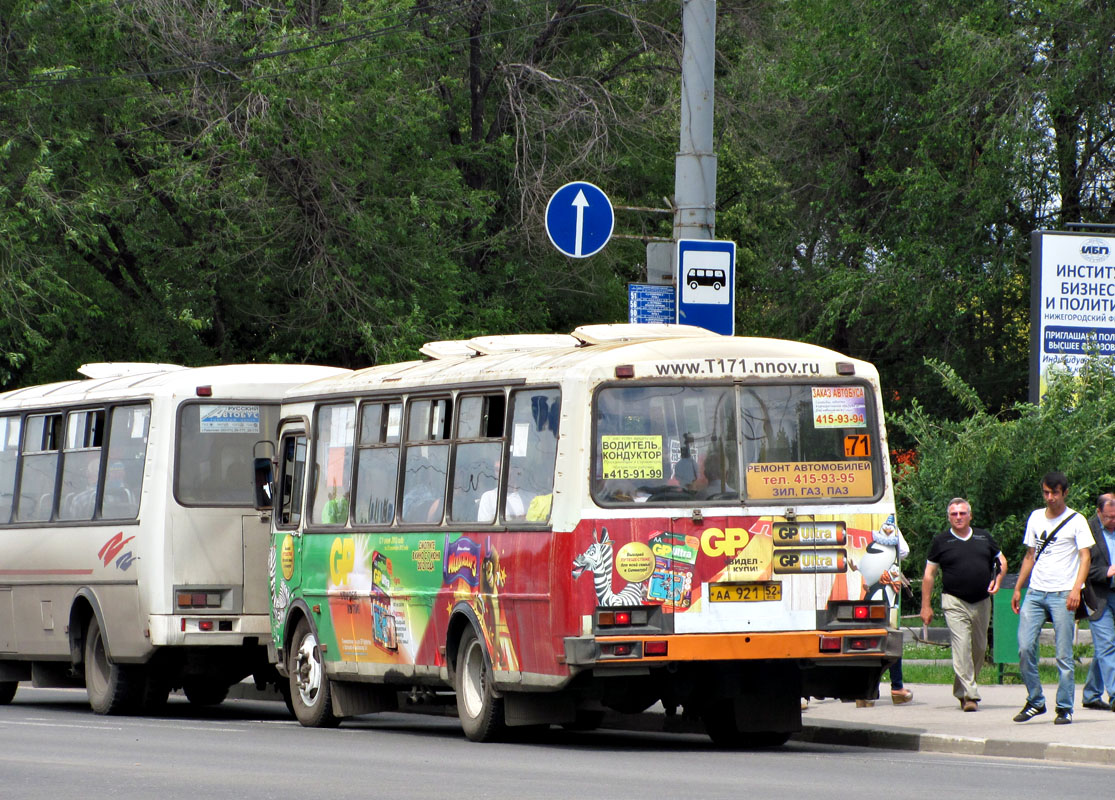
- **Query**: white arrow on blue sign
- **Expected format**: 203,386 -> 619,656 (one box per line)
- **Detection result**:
545,181 -> 614,258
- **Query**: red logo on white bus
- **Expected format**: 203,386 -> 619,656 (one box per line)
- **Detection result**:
98,532 -> 135,571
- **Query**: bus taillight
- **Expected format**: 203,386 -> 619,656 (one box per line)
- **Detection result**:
596,607 -> 651,628
830,602 -> 888,623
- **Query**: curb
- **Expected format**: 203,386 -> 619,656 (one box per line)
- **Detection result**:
795,722 -> 1115,766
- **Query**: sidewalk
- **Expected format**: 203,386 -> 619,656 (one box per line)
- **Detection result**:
796,681 -> 1115,765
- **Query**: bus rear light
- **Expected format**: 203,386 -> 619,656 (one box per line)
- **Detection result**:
644,640 -> 668,656
614,365 -> 635,378
596,607 -> 650,628
602,642 -> 638,657
832,602 -> 887,622
819,635 -> 841,652
847,636 -> 882,651
198,620 -> 214,632
176,591 -> 223,609
196,385 -> 213,397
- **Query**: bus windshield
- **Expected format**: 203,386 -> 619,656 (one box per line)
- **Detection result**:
592,382 -> 880,505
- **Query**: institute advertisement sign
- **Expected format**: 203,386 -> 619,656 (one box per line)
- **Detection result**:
1030,229 -> 1115,403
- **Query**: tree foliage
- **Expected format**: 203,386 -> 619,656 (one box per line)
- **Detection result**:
891,354 -> 1115,574
0,0 -> 679,383
1,0 -> 1115,437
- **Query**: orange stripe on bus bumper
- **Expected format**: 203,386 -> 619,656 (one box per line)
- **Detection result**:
595,629 -> 895,661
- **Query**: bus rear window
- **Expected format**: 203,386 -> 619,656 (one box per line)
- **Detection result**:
592,383 -> 880,505
177,403 -> 279,506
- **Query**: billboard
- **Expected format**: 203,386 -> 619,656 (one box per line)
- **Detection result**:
1030,229 -> 1115,403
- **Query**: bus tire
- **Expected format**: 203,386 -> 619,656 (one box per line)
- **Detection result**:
0,681 -> 17,704
183,680 -> 230,707
454,626 -> 505,742
84,616 -> 143,715
288,618 -> 339,728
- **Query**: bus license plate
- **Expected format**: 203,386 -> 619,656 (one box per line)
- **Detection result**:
708,582 -> 782,602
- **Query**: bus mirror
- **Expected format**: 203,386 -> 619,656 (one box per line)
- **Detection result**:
253,457 -> 274,511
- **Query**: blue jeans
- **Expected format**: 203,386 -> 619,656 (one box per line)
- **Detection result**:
1017,589 -> 1077,712
1084,594 -> 1115,703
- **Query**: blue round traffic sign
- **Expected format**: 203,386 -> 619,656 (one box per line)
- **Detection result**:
545,181 -> 614,258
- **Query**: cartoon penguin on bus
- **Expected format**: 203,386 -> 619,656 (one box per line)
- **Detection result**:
854,514 -> 908,605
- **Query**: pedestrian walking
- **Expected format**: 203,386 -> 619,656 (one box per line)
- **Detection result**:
1011,471 -> 1093,725
1082,493 -> 1115,711
920,497 -> 1007,712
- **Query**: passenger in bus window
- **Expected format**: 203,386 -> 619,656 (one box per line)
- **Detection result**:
503,464 -> 529,520
64,459 -> 100,519
402,455 -> 444,523
102,460 -> 136,517
478,463 -> 525,522
321,484 -> 349,524
673,437 -> 699,490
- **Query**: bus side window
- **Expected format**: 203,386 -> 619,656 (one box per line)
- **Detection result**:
400,398 -> 450,525
16,413 -> 62,522
353,402 -> 400,525
507,388 -> 560,523
278,434 -> 307,527
450,394 -> 504,525
0,416 -> 22,524
311,404 -> 355,526
101,405 -> 149,519
59,409 -> 104,521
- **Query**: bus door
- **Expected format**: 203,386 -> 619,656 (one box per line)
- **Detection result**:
243,512 -> 271,615
271,432 -> 308,629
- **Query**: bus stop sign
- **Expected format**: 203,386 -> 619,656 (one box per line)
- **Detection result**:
545,181 -> 614,258
676,239 -> 735,335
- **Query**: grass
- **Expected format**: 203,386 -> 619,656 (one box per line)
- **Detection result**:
895,640 -> 1093,685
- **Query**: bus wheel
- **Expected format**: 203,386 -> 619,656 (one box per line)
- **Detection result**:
183,680 -> 230,707
84,616 -> 143,715
0,681 -> 16,704
288,619 -> 339,728
454,626 -> 505,742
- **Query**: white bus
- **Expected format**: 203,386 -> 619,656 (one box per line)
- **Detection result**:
0,362 -> 347,713
260,324 -> 902,746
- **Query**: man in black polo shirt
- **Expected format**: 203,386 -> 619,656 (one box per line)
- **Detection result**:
920,497 -> 1008,712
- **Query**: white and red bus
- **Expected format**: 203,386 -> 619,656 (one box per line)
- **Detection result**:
0,362 -> 346,713
260,325 -> 902,745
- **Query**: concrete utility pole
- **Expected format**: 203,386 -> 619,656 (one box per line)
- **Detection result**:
646,0 -> 717,283
674,0 -> 717,241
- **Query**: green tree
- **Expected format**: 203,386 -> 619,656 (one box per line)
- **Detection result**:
891,353 -> 1115,574
714,0 -> 1115,416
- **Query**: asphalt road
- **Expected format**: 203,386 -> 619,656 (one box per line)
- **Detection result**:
1,687 -> 1111,799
